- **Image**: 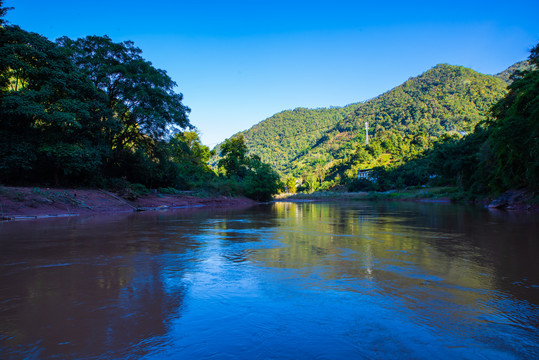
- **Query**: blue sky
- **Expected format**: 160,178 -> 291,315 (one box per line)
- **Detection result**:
5,0 -> 539,146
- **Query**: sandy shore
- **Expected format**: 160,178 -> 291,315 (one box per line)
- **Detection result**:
0,186 -> 258,221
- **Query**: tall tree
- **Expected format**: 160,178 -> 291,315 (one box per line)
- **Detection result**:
0,0 -> 13,26
218,135 -> 249,178
169,130 -> 216,183
57,35 -> 191,150
0,25 -> 106,184
217,135 -> 282,200
487,43 -> 539,191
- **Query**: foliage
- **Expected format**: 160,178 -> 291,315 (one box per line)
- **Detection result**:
365,43 -> 539,195
285,177 -> 297,193
0,25 -> 107,184
225,64 -> 507,190
312,65 -> 506,183
0,25 -> 208,191
0,21 -> 279,201
169,131 -> 216,185
243,160 -> 282,201
217,135 -> 282,200
0,0 -> 12,26
58,35 -> 190,143
218,135 -> 250,178
347,178 -> 377,192
3,16 -> 533,202
495,60 -> 535,84
211,104 -> 362,173
487,43 -> 539,191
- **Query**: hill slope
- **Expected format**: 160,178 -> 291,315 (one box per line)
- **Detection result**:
216,63 -> 513,182
240,64 -> 508,179
232,104 -> 362,173
495,60 -> 533,84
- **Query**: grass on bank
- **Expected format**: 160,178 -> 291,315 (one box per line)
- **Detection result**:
276,186 -> 463,202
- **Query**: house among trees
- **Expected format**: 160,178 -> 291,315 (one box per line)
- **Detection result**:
357,168 -> 373,180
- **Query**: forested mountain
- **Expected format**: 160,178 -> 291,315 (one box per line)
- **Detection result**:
362,44 -> 539,195
495,60 -> 534,84
228,64 -> 509,184
233,105 -> 362,173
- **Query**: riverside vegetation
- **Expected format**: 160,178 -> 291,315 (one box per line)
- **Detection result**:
0,2 -> 281,202
215,47 -> 537,203
1,2 -> 537,205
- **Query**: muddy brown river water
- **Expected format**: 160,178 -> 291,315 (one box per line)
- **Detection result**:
0,201 -> 538,359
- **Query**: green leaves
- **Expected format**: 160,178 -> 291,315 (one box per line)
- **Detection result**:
487,49 -> 539,191
0,26 -> 106,184
359,43 -> 539,195
58,35 -> 191,143
218,135 -> 249,178
233,63 -> 508,186
217,135 -> 281,200
243,160 -> 282,201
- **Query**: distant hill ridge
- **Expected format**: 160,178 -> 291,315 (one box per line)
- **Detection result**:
495,60 -> 533,84
216,62 -> 523,178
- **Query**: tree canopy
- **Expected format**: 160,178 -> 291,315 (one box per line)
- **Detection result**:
487,43 -> 539,191
0,25 -> 106,184
0,0 -> 12,26
351,43 -> 538,195
217,135 -> 282,201
0,26 -> 192,187
226,64 -> 508,190
0,22 -> 281,201
57,35 -> 191,147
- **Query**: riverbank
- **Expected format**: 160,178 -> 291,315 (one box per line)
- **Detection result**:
0,186 -> 258,221
276,187 -> 538,211
276,186 -> 456,202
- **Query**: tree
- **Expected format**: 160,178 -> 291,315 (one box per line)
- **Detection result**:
530,44 -> 539,67
57,35 -> 191,150
243,158 -> 282,201
0,0 -> 13,27
285,177 -> 297,193
487,43 -> 539,191
217,134 -> 282,200
218,135 -> 249,178
1,23 -> 201,189
169,131 -> 216,184
0,25 -> 106,184
170,131 -> 213,166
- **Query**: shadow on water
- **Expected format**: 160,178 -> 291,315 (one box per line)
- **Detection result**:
0,206 -> 279,359
0,202 -> 537,359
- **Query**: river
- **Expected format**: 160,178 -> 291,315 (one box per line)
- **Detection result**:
0,201 -> 538,359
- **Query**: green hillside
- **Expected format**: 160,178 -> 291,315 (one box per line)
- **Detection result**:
294,65 -> 507,177
232,105 -> 362,173
227,64 -> 508,184
356,45 -> 539,195
495,60 -> 533,84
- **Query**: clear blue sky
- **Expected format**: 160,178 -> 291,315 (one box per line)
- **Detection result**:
5,0 -> 539,146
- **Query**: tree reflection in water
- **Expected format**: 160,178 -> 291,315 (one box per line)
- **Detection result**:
0,202 -> 537,359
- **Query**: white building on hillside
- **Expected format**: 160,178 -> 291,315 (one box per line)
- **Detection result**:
357,168 -> 373,180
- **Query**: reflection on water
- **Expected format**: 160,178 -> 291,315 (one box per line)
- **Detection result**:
0,202 -> 538,359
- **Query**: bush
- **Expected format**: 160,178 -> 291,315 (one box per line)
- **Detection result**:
319,181 -> 334,191
348,178 -> 377,192
158,187 -> 182,194
106,177 -> 131,192
130,183 -> 150,196
243,162 -> 282,201
210,178 -> 245,197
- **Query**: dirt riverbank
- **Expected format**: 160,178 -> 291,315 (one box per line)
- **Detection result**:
0,186 -> 258,221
